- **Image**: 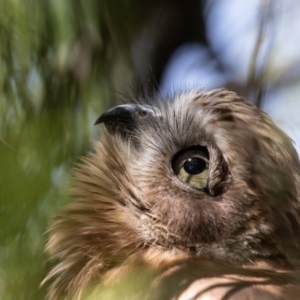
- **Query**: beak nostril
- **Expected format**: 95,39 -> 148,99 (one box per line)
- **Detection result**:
136,109 -> 148,118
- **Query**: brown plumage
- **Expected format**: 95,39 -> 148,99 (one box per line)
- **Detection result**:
43,88 -> 300,299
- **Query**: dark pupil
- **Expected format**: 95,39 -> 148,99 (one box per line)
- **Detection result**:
183,157 -> 206,175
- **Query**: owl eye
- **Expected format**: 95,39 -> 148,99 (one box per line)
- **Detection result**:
172,146 -> 209,189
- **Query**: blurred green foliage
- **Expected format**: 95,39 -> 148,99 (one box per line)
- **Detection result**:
0,1 -> 157,299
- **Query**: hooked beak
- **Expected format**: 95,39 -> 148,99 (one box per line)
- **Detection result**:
94,104 -> 161,136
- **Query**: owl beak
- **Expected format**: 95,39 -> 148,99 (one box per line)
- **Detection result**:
94,104 -> 160,135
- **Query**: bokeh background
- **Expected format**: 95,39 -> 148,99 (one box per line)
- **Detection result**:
1,1 -> 300,299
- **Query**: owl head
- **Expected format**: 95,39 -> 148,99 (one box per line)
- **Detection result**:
44,88 -> 300,299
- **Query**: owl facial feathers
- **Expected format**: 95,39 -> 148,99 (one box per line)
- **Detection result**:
44,88 -> 300,299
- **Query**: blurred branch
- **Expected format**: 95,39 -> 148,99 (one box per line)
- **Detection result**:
247,0 -> 274,108
0,137 -> 19,155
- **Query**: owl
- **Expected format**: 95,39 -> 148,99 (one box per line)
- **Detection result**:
43,89 -> 300,299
